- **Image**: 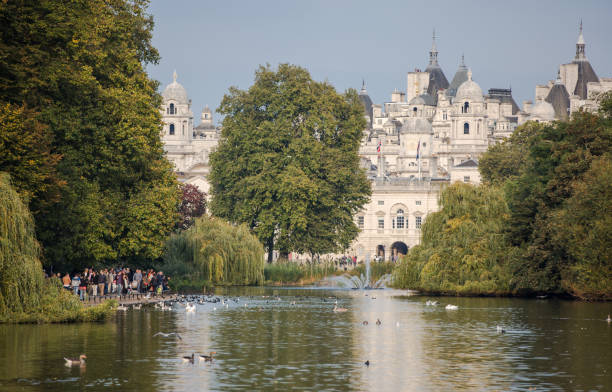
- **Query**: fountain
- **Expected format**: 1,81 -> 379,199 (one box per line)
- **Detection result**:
319,256 -> 392,289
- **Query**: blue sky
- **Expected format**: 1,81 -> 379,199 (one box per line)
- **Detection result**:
147,0 -> 612,125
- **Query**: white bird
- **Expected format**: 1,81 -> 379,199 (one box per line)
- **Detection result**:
396,321 -> 400,327
186,303 -> 196,312
153,332 -> 182,340
445,304 -> 458,310
496,325 -> 506,333
132,304 -> 142,310
607,314 -> 611,323
117,305 -> 128,311
333,305 -> 348,312
64,354 -> 87,367
213,306 -> 217,311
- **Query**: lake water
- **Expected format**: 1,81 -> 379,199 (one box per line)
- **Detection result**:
1,287 -> 610,391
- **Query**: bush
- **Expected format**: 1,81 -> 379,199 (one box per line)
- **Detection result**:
264,260 -> 337,284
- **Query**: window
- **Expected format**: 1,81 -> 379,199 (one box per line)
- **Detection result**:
443,111 -> 447,120
358,216 -> 364,229
415,200 -> 421,205
415,216 -> 422,229
464,176 -> 470,183
377,200 -> 384,206
463,102 -> 469,113
423,142 -> 426,147
464,123 -> 470,134
396,209 -> 404,229
378,218 -> 385,229
182,123 -> 185,135
169,103 -> 175,115
169,124 -> 175,135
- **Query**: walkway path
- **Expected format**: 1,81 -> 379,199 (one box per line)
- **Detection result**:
83,292 -> 177,307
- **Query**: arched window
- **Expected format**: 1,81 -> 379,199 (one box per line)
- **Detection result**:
169,103 -> 175,115
169,124 -> 175,135
464,122 -> 470,134
413,107 -> 417,113
463,102 -> 469,113
396,209 -> 404,229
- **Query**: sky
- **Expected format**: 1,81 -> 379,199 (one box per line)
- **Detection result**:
146,0 -> 612,126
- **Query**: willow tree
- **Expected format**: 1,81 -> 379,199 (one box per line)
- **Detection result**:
209,64 -> 371,261
0,173 -> 44,315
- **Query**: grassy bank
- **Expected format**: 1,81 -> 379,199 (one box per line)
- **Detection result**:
264,261 -> 338,285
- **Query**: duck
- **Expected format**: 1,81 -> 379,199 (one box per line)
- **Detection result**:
186,303 -> 196,312
333,305 -> 348,312
376,319 -> 381,326
362,321 -> 368,326
496,325 -> 506,334
182,353 -> 195,364
198,352 -> 217,362
364,360 -> 370,367
64,354 -> 87,367
445,304 -> 458,310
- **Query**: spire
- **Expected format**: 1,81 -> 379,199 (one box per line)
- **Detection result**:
360,79 -> 367,94
467,68 -> 472,81
575,20 -> 586,60
460,53 -> 465,67
428,28 -> 439,67
172,70 -> 177,83
555,69 -> 562,85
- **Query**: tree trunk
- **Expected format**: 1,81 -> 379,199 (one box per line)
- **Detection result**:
266,235 -> 274,264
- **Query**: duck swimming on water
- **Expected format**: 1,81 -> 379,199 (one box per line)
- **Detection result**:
64,355 -> 87,367
333,305 -> 347,312
199,352 -> 217,362
182,353 -> 195,364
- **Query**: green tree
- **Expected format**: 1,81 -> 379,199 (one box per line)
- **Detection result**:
209,64 -> 370,261
0,0 -> 179,270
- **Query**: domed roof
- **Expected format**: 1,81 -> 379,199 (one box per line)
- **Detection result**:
162,71 -> 189,104
409,96 -> 425,105
455,70 -> 483,103
529,100 -> 556,121
400,118 -> 433,134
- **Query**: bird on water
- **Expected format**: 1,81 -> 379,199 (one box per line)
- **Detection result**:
153,332 -> 182,340
64,354 -> 87,367
376,319 -> 381,326
199,352 -> 217,362
364,360 -> 370,367
182,353 -> 195,364
333,305 -> 348,312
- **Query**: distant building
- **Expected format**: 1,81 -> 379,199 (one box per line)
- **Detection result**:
160,71 -> 220,194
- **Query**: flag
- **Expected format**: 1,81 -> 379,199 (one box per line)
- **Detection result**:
416,139 -> 421,160
376,140 -> 382,153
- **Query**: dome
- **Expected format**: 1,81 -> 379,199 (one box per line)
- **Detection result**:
400,118 -> 433,134
162,71 -> 189,104
409,93 -> 435,106
455,70 -> 483,103
529,100 -> 556,121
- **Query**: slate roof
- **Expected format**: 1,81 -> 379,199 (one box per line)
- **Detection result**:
487,88 -> 520,115
454,159 -> 478,168
425,66 -> 449,104
572,60 -> 599,99
545,83 -> 570,120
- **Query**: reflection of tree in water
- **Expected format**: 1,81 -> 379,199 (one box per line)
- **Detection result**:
0,310 -> 177,390
209,288 -> 357,391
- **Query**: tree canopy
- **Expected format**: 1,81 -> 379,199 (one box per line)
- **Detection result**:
209,64 -> 371,260
0,0 -> 179,271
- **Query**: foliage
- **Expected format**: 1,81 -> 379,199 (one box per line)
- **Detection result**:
264,260 -> 337,285
178,183 -> 207,230
0,0 -> 180,271
0,173 -> 114,323
209,64 -> 371,261
162,216 -> 264,286
392,183 -> 518,295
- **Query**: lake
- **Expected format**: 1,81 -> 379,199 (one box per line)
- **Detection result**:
0,287 -> 610,391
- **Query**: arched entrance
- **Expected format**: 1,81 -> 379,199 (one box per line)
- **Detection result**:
376,245 -> 385,261
391,241 -> 408,262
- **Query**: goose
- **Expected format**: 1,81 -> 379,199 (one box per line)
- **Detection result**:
376,319 -> 381,326
182,353 -> 195,364
445,304 -> 458,310
117,305 -> 128,311
186,303 -> 196,312
198,352 -> 217,362
153,332 -> 182,340
333,305 -> 347,312
496,325 -> 506,334
64,354 -> 87,367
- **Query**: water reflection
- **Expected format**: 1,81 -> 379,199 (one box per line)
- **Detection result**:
0,288 -> 610,391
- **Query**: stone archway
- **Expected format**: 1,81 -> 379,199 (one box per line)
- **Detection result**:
391,241 -> 408,262
376,245 -> 385,261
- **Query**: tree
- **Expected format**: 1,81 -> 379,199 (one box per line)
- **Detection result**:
178,183 -> 207,230
209,64 -> 371,261
0,0 -> 180,270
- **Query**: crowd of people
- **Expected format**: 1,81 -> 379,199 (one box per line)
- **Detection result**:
51,268 -> 169,300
